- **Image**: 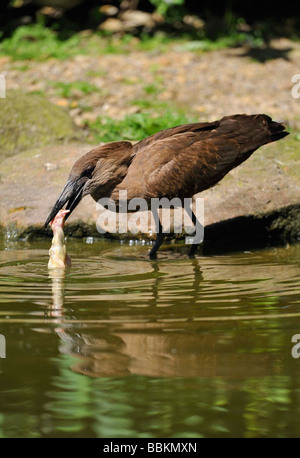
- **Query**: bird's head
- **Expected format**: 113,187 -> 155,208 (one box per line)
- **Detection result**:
45,142 -> 133,228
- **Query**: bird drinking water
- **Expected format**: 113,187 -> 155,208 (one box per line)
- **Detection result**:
45,114 -> 289,258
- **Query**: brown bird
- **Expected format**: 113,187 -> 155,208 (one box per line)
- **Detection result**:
45,114 -> 289,258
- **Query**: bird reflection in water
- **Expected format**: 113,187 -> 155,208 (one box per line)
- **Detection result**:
47,267 -> 77,353
46,251 -> 276,379
46,256 -> 232,378
48,268 -> 65,317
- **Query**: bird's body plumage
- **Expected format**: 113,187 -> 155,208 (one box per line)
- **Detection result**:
45,113 -> 289,257
75,114 -> 287,203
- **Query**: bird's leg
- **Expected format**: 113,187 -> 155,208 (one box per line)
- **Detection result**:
188,210 -> 202,258
149,209 -> 165,259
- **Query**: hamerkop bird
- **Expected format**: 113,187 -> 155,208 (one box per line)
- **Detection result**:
45,114 -> 288,258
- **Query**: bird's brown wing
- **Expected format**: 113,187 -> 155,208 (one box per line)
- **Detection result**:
112,114 -> 287,201
133,120 -> 219,154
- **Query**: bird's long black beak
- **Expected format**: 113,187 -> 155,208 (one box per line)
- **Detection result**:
45,177 -> 87,228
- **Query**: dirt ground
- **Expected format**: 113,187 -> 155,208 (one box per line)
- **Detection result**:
2,38 -> 300,128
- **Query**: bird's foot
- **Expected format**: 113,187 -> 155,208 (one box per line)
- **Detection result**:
149,249 -> 158,260
188,244 -> 199,258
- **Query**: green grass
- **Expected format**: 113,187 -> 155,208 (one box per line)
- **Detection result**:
52,81 -> 100,98
0,17 -> 270,63
131,99 -> 169,110
87,109 -> 197,143
0,24 -> 167,61
0,23 -> 82,61
86,69 -> 108,78
176,33 -> 263,53
143,83 -> 163,95
136,33 -> 176,52
0,23 -> 135,61
11,63 -> 30,72
0,21 -> 259,62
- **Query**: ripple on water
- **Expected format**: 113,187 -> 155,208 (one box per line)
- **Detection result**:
0,241 -> 299,323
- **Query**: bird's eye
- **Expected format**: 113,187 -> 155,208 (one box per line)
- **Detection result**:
83,166 -> 95,178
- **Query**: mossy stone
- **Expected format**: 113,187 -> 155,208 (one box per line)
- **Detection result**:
0,90 -> 80,161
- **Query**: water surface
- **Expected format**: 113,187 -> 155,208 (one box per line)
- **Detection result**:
0,239 -> 300,438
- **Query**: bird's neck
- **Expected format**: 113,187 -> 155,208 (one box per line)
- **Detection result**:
91,166 -> 130,202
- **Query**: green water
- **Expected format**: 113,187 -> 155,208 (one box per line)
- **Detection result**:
0,238 -> 300,438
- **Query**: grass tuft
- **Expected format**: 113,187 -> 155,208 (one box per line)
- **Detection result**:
0,23 -> 82,61
52,81 -> 100,98
87,109 -> 197,143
